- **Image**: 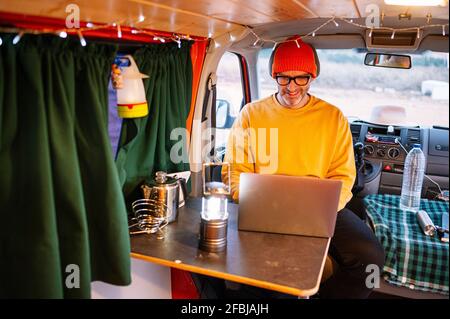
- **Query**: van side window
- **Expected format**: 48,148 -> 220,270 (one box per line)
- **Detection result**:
215,52 -> 244,160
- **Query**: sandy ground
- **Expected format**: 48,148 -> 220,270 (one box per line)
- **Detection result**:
259,86 -> 449,127
108,80 -> 448,155
215,83 -> 449,148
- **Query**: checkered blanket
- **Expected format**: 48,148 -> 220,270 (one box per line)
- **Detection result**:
364,194 -> 449,296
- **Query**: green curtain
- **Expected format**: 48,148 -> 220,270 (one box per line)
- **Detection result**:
0,34 -> 131,298
116,41 -> 193,198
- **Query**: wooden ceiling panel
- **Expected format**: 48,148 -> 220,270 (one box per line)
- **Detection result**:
0,0 -> 238,37
0,0 -> 448,37
293,0 -> 361,18
225,0 -> 316,22
131,0 -> 275,24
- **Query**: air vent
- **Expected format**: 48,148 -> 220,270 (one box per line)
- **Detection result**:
350,124 -> 362,141
406,129 -> 421,145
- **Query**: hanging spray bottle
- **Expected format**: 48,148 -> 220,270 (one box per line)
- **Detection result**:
112,55 -> 149,118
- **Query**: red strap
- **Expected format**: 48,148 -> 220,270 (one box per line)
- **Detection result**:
170,268 -> 200,299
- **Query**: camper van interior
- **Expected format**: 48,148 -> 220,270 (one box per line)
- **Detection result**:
0,0 -> 448,300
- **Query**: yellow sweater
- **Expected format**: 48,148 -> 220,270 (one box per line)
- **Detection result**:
222,94 -> 356,212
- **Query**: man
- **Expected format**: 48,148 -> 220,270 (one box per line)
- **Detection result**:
222,36 -> 385,299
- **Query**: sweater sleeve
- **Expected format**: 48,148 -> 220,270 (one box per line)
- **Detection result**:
325,113 -> 356,211
221,106 -> 255,203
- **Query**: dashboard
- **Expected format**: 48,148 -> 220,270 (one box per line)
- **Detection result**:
349,120 -> 449,197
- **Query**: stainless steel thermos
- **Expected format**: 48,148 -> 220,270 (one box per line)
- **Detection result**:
417,210 -> 436,237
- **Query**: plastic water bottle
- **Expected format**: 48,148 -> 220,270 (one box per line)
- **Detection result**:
400,144 -> 426,212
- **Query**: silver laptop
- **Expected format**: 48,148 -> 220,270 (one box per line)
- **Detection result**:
238,173 -> 342,238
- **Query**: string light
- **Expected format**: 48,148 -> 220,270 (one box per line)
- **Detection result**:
245,16 -> 448,51
12,31 -> 23,45
1,15 -> 447,49
173,35 -> 181,48
77,31 -> 86,47
341,18 -> 448,41
0,15 -> 207,48
153,36 -> 166,43
247,17 -> 337,46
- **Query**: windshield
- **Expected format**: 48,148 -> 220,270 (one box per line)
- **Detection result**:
258,49 -> 449,127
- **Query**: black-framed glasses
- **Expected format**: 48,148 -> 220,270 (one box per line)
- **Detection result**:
275,75 -> 311,86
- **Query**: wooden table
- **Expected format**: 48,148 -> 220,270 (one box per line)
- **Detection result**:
131,197 -> 330,297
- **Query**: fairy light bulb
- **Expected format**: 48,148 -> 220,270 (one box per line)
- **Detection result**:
0,36 -> 3,46
117,24 -> 122,38
153,36 -> 166,43
391,30 -> 396,39
138,15 -> 145,22
12,32 -> 23,45
78,31 -> 87,47
175,36 -> 181,48
295,39 -> 300,48
333,19 -> 339,27
59,31 -> 68,38
443,25 -> 446,36
86,22 -> 94,28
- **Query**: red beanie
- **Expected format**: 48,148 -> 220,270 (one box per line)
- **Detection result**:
271,36 -> 319,78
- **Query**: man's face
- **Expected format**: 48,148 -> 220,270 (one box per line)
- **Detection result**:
275,71 -> 313,108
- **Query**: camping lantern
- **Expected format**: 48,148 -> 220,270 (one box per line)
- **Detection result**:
199,162 -> 231,252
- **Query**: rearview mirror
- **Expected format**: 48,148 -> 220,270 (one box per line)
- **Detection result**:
364,53 -> 411,69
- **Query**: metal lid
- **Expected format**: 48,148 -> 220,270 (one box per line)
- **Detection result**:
149,171 -> 178,187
